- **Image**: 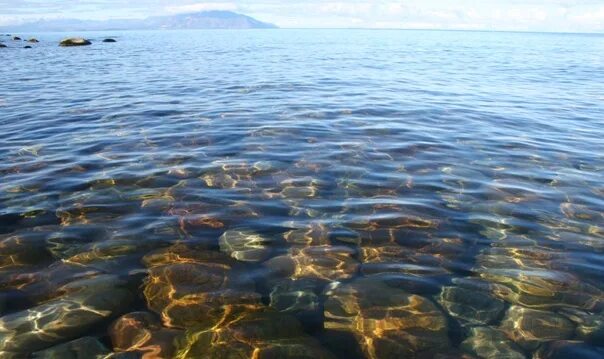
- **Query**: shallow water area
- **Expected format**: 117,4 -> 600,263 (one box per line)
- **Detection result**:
1,29 -> 604,358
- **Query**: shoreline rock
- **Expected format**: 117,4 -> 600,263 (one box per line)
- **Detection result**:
59,38 -> 91,47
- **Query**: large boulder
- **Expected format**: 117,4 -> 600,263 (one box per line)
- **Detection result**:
59,38 -> 91,47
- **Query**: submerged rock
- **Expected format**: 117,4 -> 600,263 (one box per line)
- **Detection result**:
499,306 -> 575,350
282,222 -> 331,246
269,278 -> 322,314
103,38 -> 117,43
0,262 -> 101,304
0,44 -> 6,48
359,245 -> 452,277
265,245 -> 359,282
559,307 -> 604,344
0,294 -> 6,315
141,243 -> 233,268
438,285 -> 505,325
0,280 -> 133,353
0,233 -> 52,270
175,311 -> 335,359
144,262 -> 262,329
219,229 -> 274,262
460,327 -> 525,359
59,38 -> 91,47
31,336 -> 110,359
323,274 -> 450,358
143,245 -> 260,329
23,46 -> 31,49
478,264 -> 603,310
534,341 -> 604,359
110,311 -> 182,358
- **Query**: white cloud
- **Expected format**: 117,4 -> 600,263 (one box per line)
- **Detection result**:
567,6 -> 604,30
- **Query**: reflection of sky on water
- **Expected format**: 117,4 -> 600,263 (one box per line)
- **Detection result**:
0,30 -> 603,357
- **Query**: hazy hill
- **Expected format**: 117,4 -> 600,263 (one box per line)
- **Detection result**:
0,11 -> 278,32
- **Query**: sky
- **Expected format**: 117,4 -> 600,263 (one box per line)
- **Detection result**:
1,0 -> 604,33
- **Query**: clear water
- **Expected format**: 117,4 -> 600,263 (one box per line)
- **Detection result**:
1,30 -> 604,358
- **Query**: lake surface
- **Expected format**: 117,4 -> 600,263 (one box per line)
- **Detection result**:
1,30 -> 604,358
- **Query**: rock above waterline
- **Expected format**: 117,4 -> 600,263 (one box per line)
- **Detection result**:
0,44 -> 6,48
12,36 -> 21,41
59,38 -> 91,47
103,38 -> 117,43
27,38 -> 39,43
23,46 -> 31,49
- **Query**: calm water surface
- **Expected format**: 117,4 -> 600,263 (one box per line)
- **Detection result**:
1,30 -> 604,358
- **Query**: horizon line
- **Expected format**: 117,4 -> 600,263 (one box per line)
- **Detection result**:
2,27 -> 602,35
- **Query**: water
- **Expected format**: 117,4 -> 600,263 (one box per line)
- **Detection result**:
1,30 -> 604,358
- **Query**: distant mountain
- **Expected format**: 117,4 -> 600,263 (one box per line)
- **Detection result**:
0,11 -> 278,32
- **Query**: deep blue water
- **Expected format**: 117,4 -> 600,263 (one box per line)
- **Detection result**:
1,30 -> 604,358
